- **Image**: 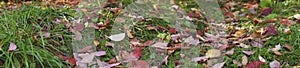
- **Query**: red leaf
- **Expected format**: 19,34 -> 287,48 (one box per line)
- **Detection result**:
131,48 -> 143,58
224,12 -> 234,18
168,27 -> 177,34
261,8 -> 273,17
246,61 -> 265,68
280,19 -> 291,26
265,23 -> 279,36
67,58 -> 76,66
142,40 -> 153,46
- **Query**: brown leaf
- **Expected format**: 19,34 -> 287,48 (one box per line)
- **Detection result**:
224,12 -> 234,18
77,46 -> 92,53
242,55 -> 248,65
283,44 -> 293,51
74,23 -> 85,32
274,51 -> 282,56
129,60 -> 150,68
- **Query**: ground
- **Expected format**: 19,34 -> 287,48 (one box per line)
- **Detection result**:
0,0 -> 300,68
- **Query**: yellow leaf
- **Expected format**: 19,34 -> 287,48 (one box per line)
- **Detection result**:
206,49 -> 221,58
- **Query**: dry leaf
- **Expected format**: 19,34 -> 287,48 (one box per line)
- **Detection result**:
42,33 -> 51,37
233,60 -> 242,66
242,55 -> 248,65
269,60 -> 280,68
294,14 -> 300,20
274,51 -> 282,56
108,33 -> 126,41
91,51 -> 106,56
193,56 -> 207,62
77,46 -> 93,53
206,49 -> 221,58
284,27 -> 291,34
246,61 -> 265,68
259,55 -> 266,62
242,51 -> 255,55
8,42 -> 17,51
272,44 -> 281,52
283,44 -> 293,51
94,40 -> 100,46
225,48 -> 234,55
213,62 -> 226,68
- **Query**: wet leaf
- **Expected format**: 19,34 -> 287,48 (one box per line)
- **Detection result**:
269,60 -> 280,68
246,61 -> 265,68
108,33 -> 126,41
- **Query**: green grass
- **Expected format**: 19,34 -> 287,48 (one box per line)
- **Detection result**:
0,4 -> 75,68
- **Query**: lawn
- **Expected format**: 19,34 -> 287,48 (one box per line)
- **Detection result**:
0,0 -> 300,68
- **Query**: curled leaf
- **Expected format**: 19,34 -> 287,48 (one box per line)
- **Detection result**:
259,55 -> 266,62
108,33 -> 126,41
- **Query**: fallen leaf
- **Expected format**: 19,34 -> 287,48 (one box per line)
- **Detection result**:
184,36 -> 200,45
242,55 -> 248,65
129,60 -> 150,68
74,23 -> 85,32
97,59 -> 120,68
151,42 -> 168,49
259,55 -> 266,62
246,61 -> 265,68
284,27 -> 291,34
272,44 -> 281,52
294,14 -> 300,20
130,48 -> 143,58
115,18 -> 126,23
251,38 -> 264,48
141,40 -> 153,46
224,12 -> 234,17
283,44 -> 293,51
193,56 -> 207,62
42,33 -> 51,37
91,51 -> 106,56
8,42 -> 17,51
266,23 -> 279,36
243,51 -> 255,55
233,60 -> 242,66
94,40 -> 100,46
206,49 -> 221,58
273,51 -> 282,56
225,48 -> 234,55
261,8 -> 273,17
108,33 -> 126,41
168,27 -> 177,34
281,19 -> 291,26
269,60 -> 280,68
213,62 -> 226,68
127,30 -> 133,38
77,46 -> 92,52
79,53 -> 95,63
